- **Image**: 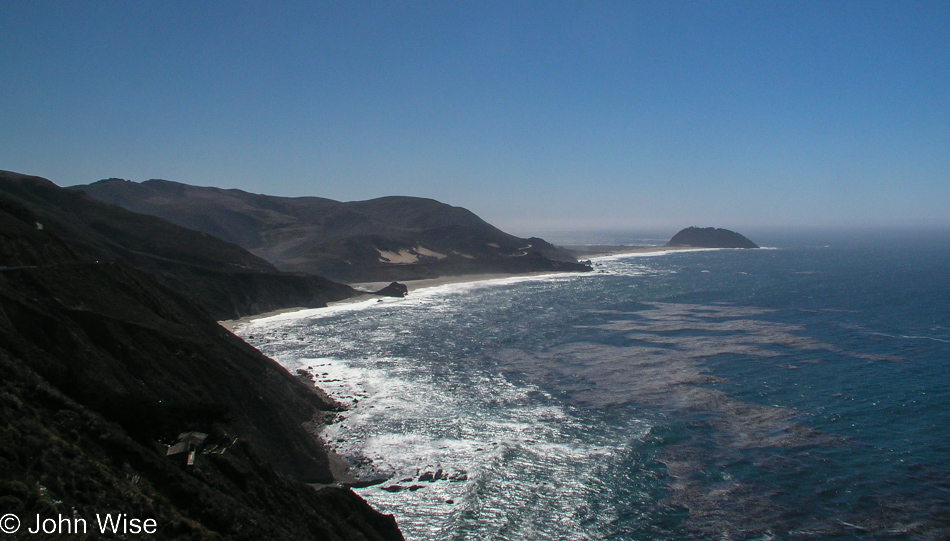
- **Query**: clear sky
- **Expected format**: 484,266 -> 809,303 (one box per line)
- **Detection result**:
1,1 -> 948,234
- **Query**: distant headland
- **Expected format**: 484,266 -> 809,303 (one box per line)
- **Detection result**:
666,227 -> 759,249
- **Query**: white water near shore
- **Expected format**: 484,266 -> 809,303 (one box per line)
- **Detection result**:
222,246 -> 722,331
234,269 -> 637,539
228,243 -> 950,539
230,250 -> 718,539
227,249 -> 720,539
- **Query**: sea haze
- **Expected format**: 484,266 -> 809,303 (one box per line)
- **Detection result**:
235,231 -> 950,540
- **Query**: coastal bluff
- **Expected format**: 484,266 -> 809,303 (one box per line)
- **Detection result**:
0,170 -> 403,539
666,227 -> 759,249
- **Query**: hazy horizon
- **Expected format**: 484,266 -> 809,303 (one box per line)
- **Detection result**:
2,1 -> 948,232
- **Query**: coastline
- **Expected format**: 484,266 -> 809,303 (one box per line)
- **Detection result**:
219,244 -> 733,488
563,244 -> 707,259
218,245 -> 708,331
220,271 -> 569,331
347,270 -> 562,295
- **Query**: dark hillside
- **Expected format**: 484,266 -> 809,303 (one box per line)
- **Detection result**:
80,177 -> 339,249
76,178 -> 589,282
1,171 -> 355,319
0,194 -> 402,539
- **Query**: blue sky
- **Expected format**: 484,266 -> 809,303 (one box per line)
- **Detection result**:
1,1 -> 948,234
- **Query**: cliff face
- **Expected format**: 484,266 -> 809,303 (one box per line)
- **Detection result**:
666,227 -> 759,249
75,178 -> 589,282
0,171 -> 356,320
0,187 -> 402,539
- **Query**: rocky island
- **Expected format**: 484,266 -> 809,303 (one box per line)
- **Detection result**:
666,226 -> 759,249
562,227 -> 759,259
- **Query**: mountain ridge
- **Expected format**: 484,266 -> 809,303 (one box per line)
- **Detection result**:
1,171 -> 356,319
75,178 -> 590,282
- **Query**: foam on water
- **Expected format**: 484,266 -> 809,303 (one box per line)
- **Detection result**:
241,272 -> 590,329
238,271 -> 652,539
234,242 -> 950,539
591,247 -> 725,262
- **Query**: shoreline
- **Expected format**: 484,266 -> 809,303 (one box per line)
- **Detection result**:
220,243 -> 725,486
218,245 -> 707,331
563,244 -> 708,259
347,270 -> 562,295
218,271 -> 563,331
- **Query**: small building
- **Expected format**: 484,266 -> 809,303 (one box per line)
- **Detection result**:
166,431 -> 208,467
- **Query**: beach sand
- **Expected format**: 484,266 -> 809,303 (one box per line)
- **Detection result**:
562,244 -> 701,258
218,245 -> 689,331
218,272 -> 553,330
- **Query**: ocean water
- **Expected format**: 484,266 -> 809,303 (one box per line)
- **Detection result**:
235,231 -> 950,540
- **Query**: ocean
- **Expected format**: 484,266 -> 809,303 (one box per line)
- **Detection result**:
235,231 -> 950,540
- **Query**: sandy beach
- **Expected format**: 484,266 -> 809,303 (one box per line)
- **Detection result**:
562,244 -> 704,258
218,245 -> 692,330
218,272 -> 557,330
346,270 -> 565,295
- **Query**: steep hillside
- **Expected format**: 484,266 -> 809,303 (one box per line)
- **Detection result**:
0,198 -> 401,539
0,171 -> 355,319
76,179 -> 589,282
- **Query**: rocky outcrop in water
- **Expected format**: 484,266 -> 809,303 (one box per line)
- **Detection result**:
666,227 -> 758,249
374,281 -> 409,297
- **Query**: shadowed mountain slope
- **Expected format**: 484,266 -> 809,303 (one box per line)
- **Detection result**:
0,195 -> 402,539
76,178 -> 589,282
1,171 -> 355,319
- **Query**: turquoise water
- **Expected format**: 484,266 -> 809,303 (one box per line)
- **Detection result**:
237,232 -> 950,540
